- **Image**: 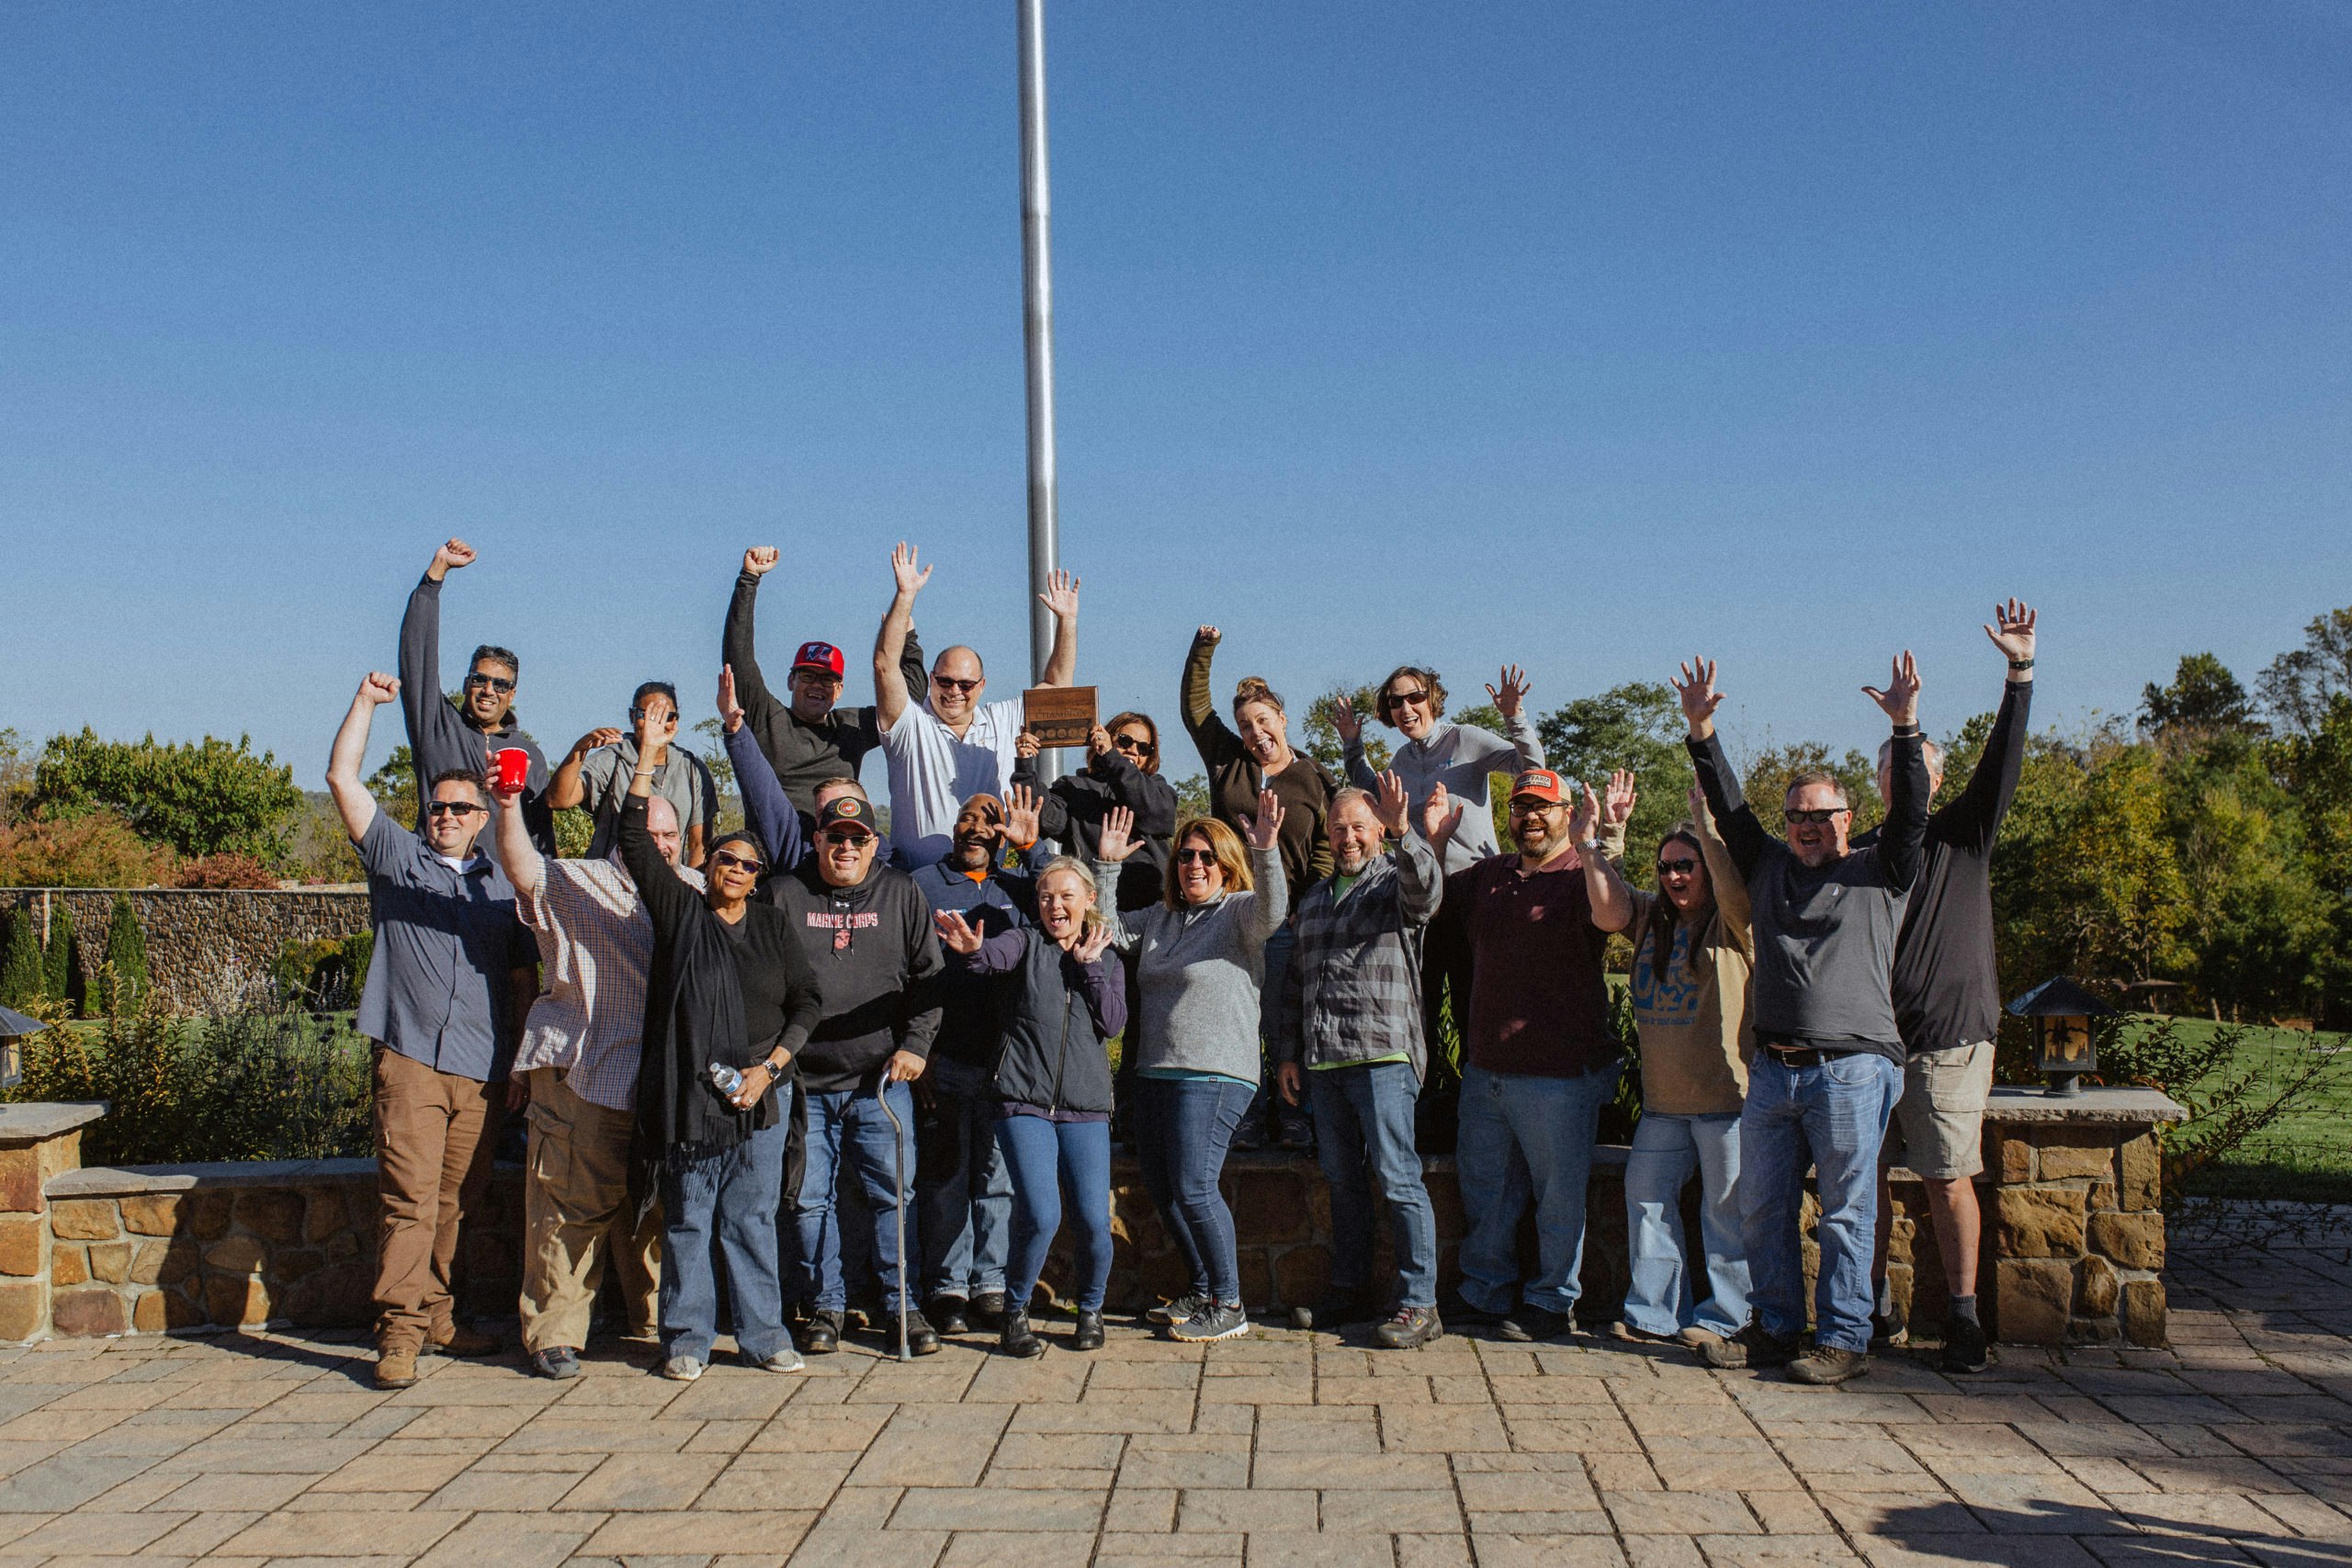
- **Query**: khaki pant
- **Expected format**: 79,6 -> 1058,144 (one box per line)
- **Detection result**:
520,1066 -> 662,1353
373,1046 -> 502,1354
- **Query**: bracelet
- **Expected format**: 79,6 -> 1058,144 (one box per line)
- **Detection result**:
1891,724 -> 1921,737
2008,658 -> 2035,671
633,767 -> 658,779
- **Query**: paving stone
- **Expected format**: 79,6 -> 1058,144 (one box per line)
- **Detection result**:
937,1530 -> 1102,1568
1176,1488 -> 1317,1532
1320,1489 -> 1462,1531
1606,1490 -> 1759,1534
1238,1531 -> 1396,1568
213,1507 -> 461,1558
784,1523 -> 949,1566
888,1486 -> 1102,1530
583,1511 -> 819,1554
553,1453 -> 727,1511
1462,1532 -> 1629,1567
1249,1450 -> 1449,1489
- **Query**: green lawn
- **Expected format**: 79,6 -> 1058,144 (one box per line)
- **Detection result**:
2099,1014 -> 2352,1202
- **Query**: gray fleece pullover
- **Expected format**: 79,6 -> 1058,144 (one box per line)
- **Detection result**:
1098,844 -> 1287,1084
1344,716 -> 1544,873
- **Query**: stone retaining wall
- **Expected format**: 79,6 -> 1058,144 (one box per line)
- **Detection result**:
4,887 -> 370,1012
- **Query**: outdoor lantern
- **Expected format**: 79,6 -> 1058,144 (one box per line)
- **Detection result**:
2007,976 -> 2116,1098
0,1004 -> 42,1091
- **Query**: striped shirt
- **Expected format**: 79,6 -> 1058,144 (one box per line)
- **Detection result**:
510,855 -> 705,1111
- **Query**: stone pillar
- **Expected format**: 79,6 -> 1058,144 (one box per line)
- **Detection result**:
1981,1086 -> 2183,1348
0,1104 -> 107,1345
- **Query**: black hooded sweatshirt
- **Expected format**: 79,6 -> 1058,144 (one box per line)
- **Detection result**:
768,855 -> 946,1094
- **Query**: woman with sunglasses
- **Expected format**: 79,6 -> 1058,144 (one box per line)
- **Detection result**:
617,762 -> 824,1383
1093,794 -> 1286,1343
1580,780 -> 1755,1350
933,857 -> 1126,1358
1011,712 -> 1179,911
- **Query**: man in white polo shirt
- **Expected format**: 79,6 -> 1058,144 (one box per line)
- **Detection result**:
872,541 -> 1080,868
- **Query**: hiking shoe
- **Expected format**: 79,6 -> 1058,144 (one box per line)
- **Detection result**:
803,1311 -> 843,1355
1940,1316 -> 1990,1375
528,1346 -> 582,1381
1289,1288 -> 1378,1332
1073,1310 -> 1106,1351
1169,1302 -> 1251,1342
1375,1305 -> 1443,1350
1679,1325 -> 1726,1349
427,1323 -> 501,1358
374,1348 -> 419,1389
755,1344 -> 806,1374
967,1291 -> 1009,1331
1148,1292 -> 1211,1327
1496,1304 -> 1570,1343
893,1309 -> 943,1358
659,1356 -> 705,1382
1698,1322 -> 1801,1371
1001,1313 -> 1045,1359
1789,1345 -> 1871,1385
926,1294 -> 970,1335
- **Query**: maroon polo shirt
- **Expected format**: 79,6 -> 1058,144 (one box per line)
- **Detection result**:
1448,853 -> 1617,1078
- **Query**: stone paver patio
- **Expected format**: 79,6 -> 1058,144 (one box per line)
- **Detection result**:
0,1215 -> 2347,1568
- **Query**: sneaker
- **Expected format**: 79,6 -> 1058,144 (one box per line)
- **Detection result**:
893,1308 -> 943,1358
1698,1321 -> 1801,1371
374,1348 -> 419,1389
1940,1316 -> 1990,1375
926,1294 -> 970,1336
1679,1325 -> 1726,1349
1374,1305 -> 1443,1350
1496,1304 -> 1570,1343
1442,1292 -> 1498,1328
1276,1119 -> 1316,1154
1072,1310 -> 1106,1352
803,1311 -> 842,1355
755,1345 -> 807,1374
1609,1321 -> 1681,1346
967,1291 -> 1009,1331
1790,1345 -> 1871,1386
1288,1288 -> 1378,1332
1169,1302 -> 1251,1343
1148,1292 -> 1211,1326
1871,1309 -> 1909,1350
659,1355 -> 705,1382
528,1346 -> 582,1381
1000,1313 -> 1044,1359
426,1323 -> 501,1358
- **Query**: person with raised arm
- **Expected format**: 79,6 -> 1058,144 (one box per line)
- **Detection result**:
1272,772 -> 1455,1349
933,857 -> 1127,1358
1675,649 -> 1930,1385
399,537 -> 554,852
1581,780 -> 1755,1352
1864,601 -> 2039,1375
873,543 -> 1080,868
1012,713 -> 1181,911
725,545 -> 929,823
1095,792 -> 1288,1343
1180,627 -> 1340,1152
547,681 -> 720,867
326,672 -> 536,1390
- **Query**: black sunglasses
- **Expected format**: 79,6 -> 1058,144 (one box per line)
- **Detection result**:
1785,808 -> 1849,826
933,675 -> 982,693
1174,848 -> 1219,866
709,850 -> 764,874
820,828 -> 874,846
1657,858 -> 1701,875
425,800 -> 484,818
463,672 -> 514,694
1385,688 -> 1430,709
1114,735 -> 1156,759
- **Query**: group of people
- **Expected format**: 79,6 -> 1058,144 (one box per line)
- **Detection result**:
326,534 -> 2037,1390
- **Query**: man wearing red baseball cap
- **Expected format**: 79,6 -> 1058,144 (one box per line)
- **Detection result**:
725,547 -> 931,823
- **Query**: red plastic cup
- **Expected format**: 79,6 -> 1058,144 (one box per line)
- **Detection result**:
493,748 -> 531,795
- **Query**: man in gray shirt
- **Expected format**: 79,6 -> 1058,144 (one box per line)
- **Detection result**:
328,671 -> 537,1392
548,682 -> 720,867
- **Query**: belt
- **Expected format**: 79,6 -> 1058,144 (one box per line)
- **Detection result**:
1762,1043 -> 1866,1069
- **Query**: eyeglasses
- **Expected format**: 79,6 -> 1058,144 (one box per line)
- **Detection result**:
1784,807 -> 1849,826
463,672 -> 514,694
709,850 -> 764,874
1657,858 -> 1701,875
425,800 -> 484,818
820,829 -> 874,846
933,675 -> 982,694
1509,798 -> 1562,815
794,671 -> 845,688
1385,688 -> 1430,709
1174,848 -> 1220,866
1114,735 -> 1157,759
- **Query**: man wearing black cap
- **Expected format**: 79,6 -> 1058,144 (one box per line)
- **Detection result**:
770,790 -> 948,1356
725,546 -> 929,823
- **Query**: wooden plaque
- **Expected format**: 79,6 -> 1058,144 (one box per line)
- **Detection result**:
1023,685 -> 1098,749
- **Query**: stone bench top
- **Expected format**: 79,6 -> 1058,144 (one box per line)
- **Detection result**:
0,1102 -> 107,1146
1983,1085 -> 2187,1123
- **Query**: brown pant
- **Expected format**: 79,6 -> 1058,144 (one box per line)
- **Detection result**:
519,1066 -> 661,1353
373,1046 -> 502,1354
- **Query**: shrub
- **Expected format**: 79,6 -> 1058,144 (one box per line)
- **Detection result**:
0,813 -> 167,888
101,896 -> 148,1007
0,912 -> 41,1010
554,807 -> 594,859
31,729 -> 303,863
43,901 -> 72,999
172,852 -> 278,889
272,932 -> 374,1012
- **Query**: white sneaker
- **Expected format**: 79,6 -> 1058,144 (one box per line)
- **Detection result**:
756,1347 -> 806,1374
659,1356 -> 705,1382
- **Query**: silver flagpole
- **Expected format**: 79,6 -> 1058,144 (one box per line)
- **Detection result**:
1017,0 -> 1063,784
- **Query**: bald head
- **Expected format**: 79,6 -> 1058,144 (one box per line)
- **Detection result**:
930,645 -> 988,727
640,795 -> 684,866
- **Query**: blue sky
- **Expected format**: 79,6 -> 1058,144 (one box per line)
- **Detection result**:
5,2 -> 2349,787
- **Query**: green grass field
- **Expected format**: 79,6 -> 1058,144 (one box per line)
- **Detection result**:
2099,1015 -> 2352,1202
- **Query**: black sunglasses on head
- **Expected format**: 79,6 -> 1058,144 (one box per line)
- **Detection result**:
463,672 -> 514,694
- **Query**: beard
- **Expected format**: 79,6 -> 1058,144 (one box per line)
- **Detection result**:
1334,845 -> 1376,876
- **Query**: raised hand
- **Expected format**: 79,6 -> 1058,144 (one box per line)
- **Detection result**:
1487,664 -> 1532,720
1087,724 -> 1114,759
717,666 -> 745,734
1985,598 -> 2037,665
1672,658 -> 1724,738
1422,782 -> 1464,844
1571,784 -> 1603,847
1602,770 -> 1637,830
357,672 -> 401,706
1004,784 -> 1043,848
1372,770 -> 1411,837
1332,694 -> 1362,746
933,909 -> 983,955
1038,569 -> 1081,621
1015,728 -> 1043,761
1096,806 -> 1142,863
1240,787 -> 1285,852
891,542 -> 932,598
1862,651 -> 1923,728
1073,921 -> 1114,965
633,704 -> 673,766
743,546 -> 779,579
428,538 -> 476,581
570,726 -> 624,760
1195,625 -> 1222,647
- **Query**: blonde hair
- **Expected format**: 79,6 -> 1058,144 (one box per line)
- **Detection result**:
1164,817 -> 1254,910
1231,676 -> 1285,720
1038,856 -> 1107,936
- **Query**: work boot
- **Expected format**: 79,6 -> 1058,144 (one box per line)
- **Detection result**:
1789,1344 -> 1872,1386
967,1291 -> 1009,1331
1072,1311 -> 1107,1351
374,1347 -> 419,1390
1496,1304 -> 1570,1343
1940,1315 -> 1990,1375
1000,1312 -> 1044,1359
1375,1305 -> 1443,1350
926,1294 -> 970,1336
893,1308 -> 943,1358
1698,1321 -> 1801,1371
803,1311 -> 843,1355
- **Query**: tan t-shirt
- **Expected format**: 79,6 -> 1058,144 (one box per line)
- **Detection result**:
1627,810 -> 1755,1116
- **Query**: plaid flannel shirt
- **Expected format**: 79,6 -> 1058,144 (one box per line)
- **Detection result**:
1274,829 -> 1443,1079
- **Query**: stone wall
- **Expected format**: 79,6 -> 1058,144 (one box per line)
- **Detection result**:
4,887 -> 370,1012
0,1105 -> 106,1342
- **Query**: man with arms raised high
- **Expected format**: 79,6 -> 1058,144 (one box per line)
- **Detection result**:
401,538 -> 555,853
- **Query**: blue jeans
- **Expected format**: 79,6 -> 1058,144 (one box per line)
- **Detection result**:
994,1113 -> 1114,1314
1135,1074 -> 1256,1305
1455,1062 -> 1615,1317
795,1082 -> 920,1314
1308,1062 -> 1439,1308
1622,1111 -> 1749,1338
915,1057 -> 1012,1302
659,1120 -> 790,1364
1739,1051 -> 1901,1353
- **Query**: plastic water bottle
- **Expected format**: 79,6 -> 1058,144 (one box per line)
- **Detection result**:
709,1062 -> 744,1097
